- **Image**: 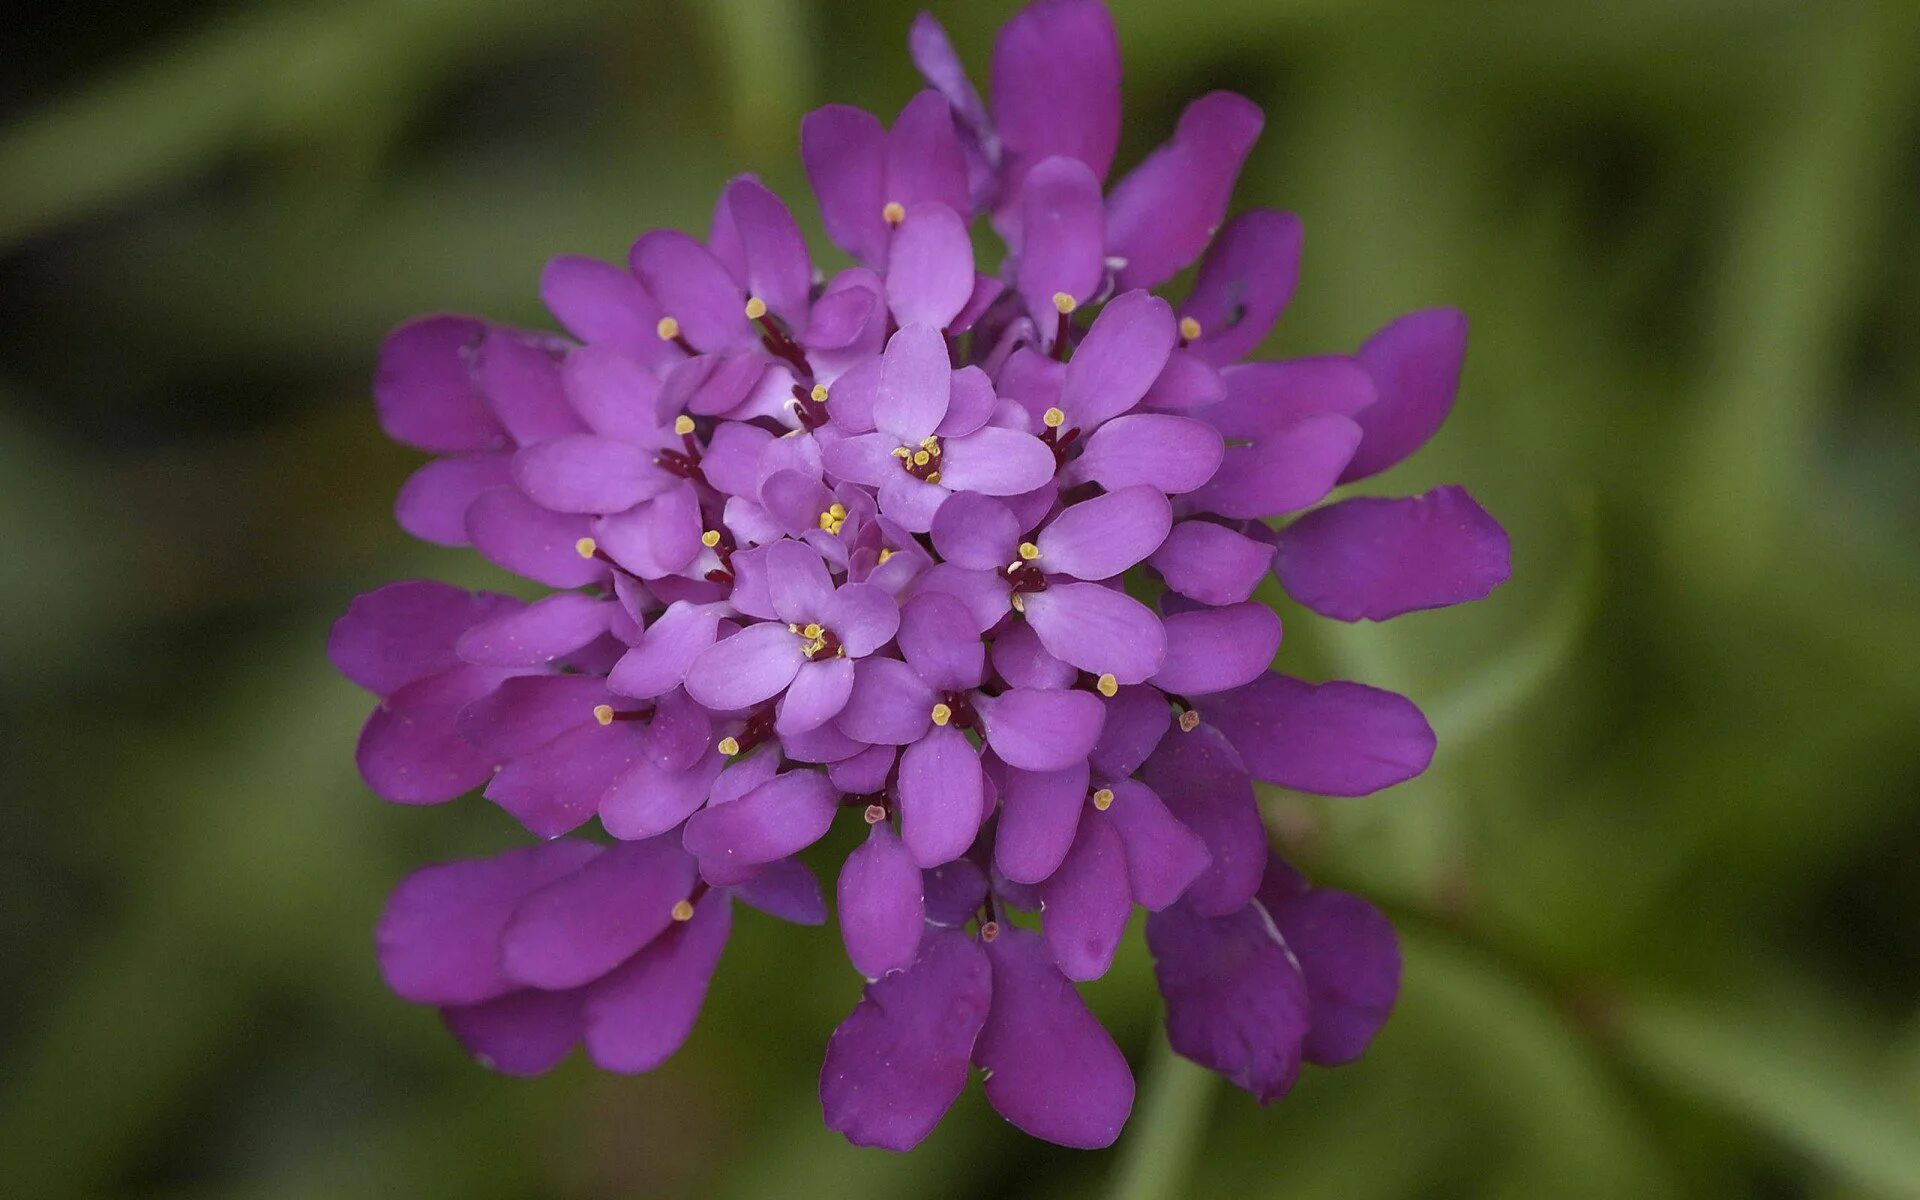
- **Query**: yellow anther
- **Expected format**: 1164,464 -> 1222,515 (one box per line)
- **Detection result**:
891,446 -> 913,459
673,414 -> 696,435
1179,315 -> 1203,341
593,704 -> 615,726
818,512 -> 838,532
829,503 -> 847,519
700,529 -> 721,548
931,703 -> 953,727
920,435 -> 940,449
1091,788 -> 1115,811
1096,673 -> 1118,697
574,536 -> 598,559
1042,406 -> 1066,429
924,471 -> 941,485
882,201 -> 907,225
1051,291 -> 1078,315
744,296 -> 768,320
1017,542 -> 1040,561
863,803 -> 887,825
913,449 -> 932,466
979,920 -> 1001,942
810,383 -> 830,403
656,316 -> 681,341
670,899 -> 696,922
877,548 -> 894,564
801,623 -> 824,641
1010,592 -> 1026,613
717,736 -> 741,756
1178,709 -> 1201,732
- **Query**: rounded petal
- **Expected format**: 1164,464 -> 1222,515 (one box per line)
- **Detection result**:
501,835 -> 698,990
873,322 -> 952,444
989,619 -> 1076,690
886,205 -> 974,330
1208,672 -> 1435,797
540,255 -> 669,360
1106,92 -> 1265,291
474,327 -> 584,444
1259,862 -> 1401,1066
835,656 -> 936,745
777,656 -> 858,735
683,770 -> 841,872
1040,813 -> 1131,980
355,666 -> 507,804
1057,291 -> 1176,431
1145,898 -> 1309,1103
395,453 -> 513,546
630,230 -> 750,353
1071,414 -> 1224,495
599,751 -> 728,841
373,315 -> 506,453
456,593 -> 612,668
485,721 -> 649,839
802,104 -> 889,265
1180,210 -> 1302,365
995,763 -> 1089,884
725,177 -> 813,326
884,90 -> 972,219
608,601 -> 723,699
937,426 -> 1057,496
1151,602 -> 1281,696
1021,583 -> 1166,683
1275,486 -> 1511,621
1090,685 -> 1171,781
991,0 -> 1122,185
1035,485 -> 1172,581
822,581 -> 901,657
1342,308 -> 1468,482
1149,521 -> 1274,606
897,591 -> 986,691
443,987 -> 583,1077
1185,414 -> 1362,519
683,622 -> 806,711
1138,724 -> 1265,917
465,486 -> 608,588
730,857 -> 828,925
330,580 -> 512,696
584,895 -> 731,1073
838,822 -> 927,978
977,687 -> 1106,772
928,491 -> 1020,571
1104,780 -> 1212,911
1018,155 -> 1105,325
897,725 -> 985,867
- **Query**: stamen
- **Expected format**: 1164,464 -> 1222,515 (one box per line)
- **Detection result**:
931,702 -> 952,727
744,296 -> 768,320
673,414 -> 696,436
1091,787 -> 1115,810
670,899 -> 696,922
891,446 -> 912,459
979,920 -> 1001,942
700,529 -> 721,548
1018,542 -> 1040,561
574,536 -> 598,559
877,548 -> 894,564
593,704 -> 615,726
717,736 -> 741,756
810,383 -> 829,403
1096,673 -> 1118,697
913,449 -> 931,466
1179,315 -> 1203,342
656,316 -> 681,341
882,201 -> 906,225
1010,593 -> 1026,612
863,803 -> 887,825
1178,709 -> 1201,732
801,623 -> 823,640
1051,292 -> 1078,315
1042,406 -> 1066,429
924,471 -> 941,484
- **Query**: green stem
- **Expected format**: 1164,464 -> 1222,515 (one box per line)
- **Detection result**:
1110,1031 -> 1217,1200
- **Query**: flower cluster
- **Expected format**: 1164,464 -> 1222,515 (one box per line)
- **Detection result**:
331,0 -> 1509,1151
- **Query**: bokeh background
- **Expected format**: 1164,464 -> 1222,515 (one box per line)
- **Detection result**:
5,0 -> 1920,1196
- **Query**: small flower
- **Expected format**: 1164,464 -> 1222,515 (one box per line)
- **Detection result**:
335,0 -> 1510,1154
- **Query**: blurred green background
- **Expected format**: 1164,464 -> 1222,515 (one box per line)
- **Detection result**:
5,0 -> 1920,1196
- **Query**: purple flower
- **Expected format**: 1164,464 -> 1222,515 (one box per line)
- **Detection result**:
334,0 -> 1511,1153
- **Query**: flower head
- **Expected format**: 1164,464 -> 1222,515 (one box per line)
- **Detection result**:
335,0 -> 1509,1152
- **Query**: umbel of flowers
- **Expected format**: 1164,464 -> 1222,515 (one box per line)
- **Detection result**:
331,0 -> 1509,1151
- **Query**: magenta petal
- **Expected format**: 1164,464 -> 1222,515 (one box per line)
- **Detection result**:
1152,603 -> 1281,696
995,763 -> 1089,885
1058,291 -> 1177,431
1090,685 -> 1171,781
803,104 -> 890,265
1259,860 -> 1401,1065
879,472 -> 950,533
330,580 -> 510,696
355,665 -> 509,804
821,930 -> 992,1151
1072,414 -> 1224,495
1105,781 -> 1212,910
561,345 -> 668,441
584,894 -> 731,1073
465,486 -> 607,588
1150,521 -> 1274,606
455,673 -> 606,758
1040,812 -> 1131,981
1208,672 -> 1434,797
1276,485 -> 1511,621
1186,414 -> 1362,519
989,620 -> 1077,690
485,721 -> 648,839
609,601 -> 723,699
395,453 -> 513,546
760,468 -> 835,537
725,177 -> 813,326
501,834 -> 698,990
835,656 -> 936,745
873,322 -> 953,443
457,593 -> 612,668
443,987 -> 583,1077
937,426 -> 1057,496
373,316 -> 505,453
886,204 -> 974,331
701,421 -> 776,496
781,719 -> 867,765
1145,897 -> 1309,1103
897,591 -> 986,691
599,751 -> 728,841
730,857 -> 828,925
975,926 -> 1134,1149
838,821 -> 927,978
647,687 -> 713,770
909,14 -> 988,134
1343,307 -> 1468,482
1141,349 -> 1227,411
991,0 -> 1122,187
1018,155 -> 1106,324
1180,210 -> 1302,365
884,90 -> 972,219
764,538 -> 836,623
822,430 -> 905,488
928,491 -> 1019,571
978,687 -> 1105,772
906,563 -> 1013,634
925,858 -> 989,927
376,841 -> 601,1005
777,657 -> 857,735
938,364 -> 997,437
1138,724 -> 1265,917
1036,485 -> 1172,581
474,328 -> 584,445
828,743 -> 896,795
540,255 -> 668,360
1106,91 -> 1265,291
684,622 -> 806,711
823,581 -> 902,658
684,769 -> 840,873
897,725 -> 985,868
1021,583 -> 1167,684
1203,357 -> 1376,440
630,230 -> 750,353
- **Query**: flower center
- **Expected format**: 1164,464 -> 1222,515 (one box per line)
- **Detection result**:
817,502 -> 849,535
891,436 -> 943,484
790,621 -> 844,661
